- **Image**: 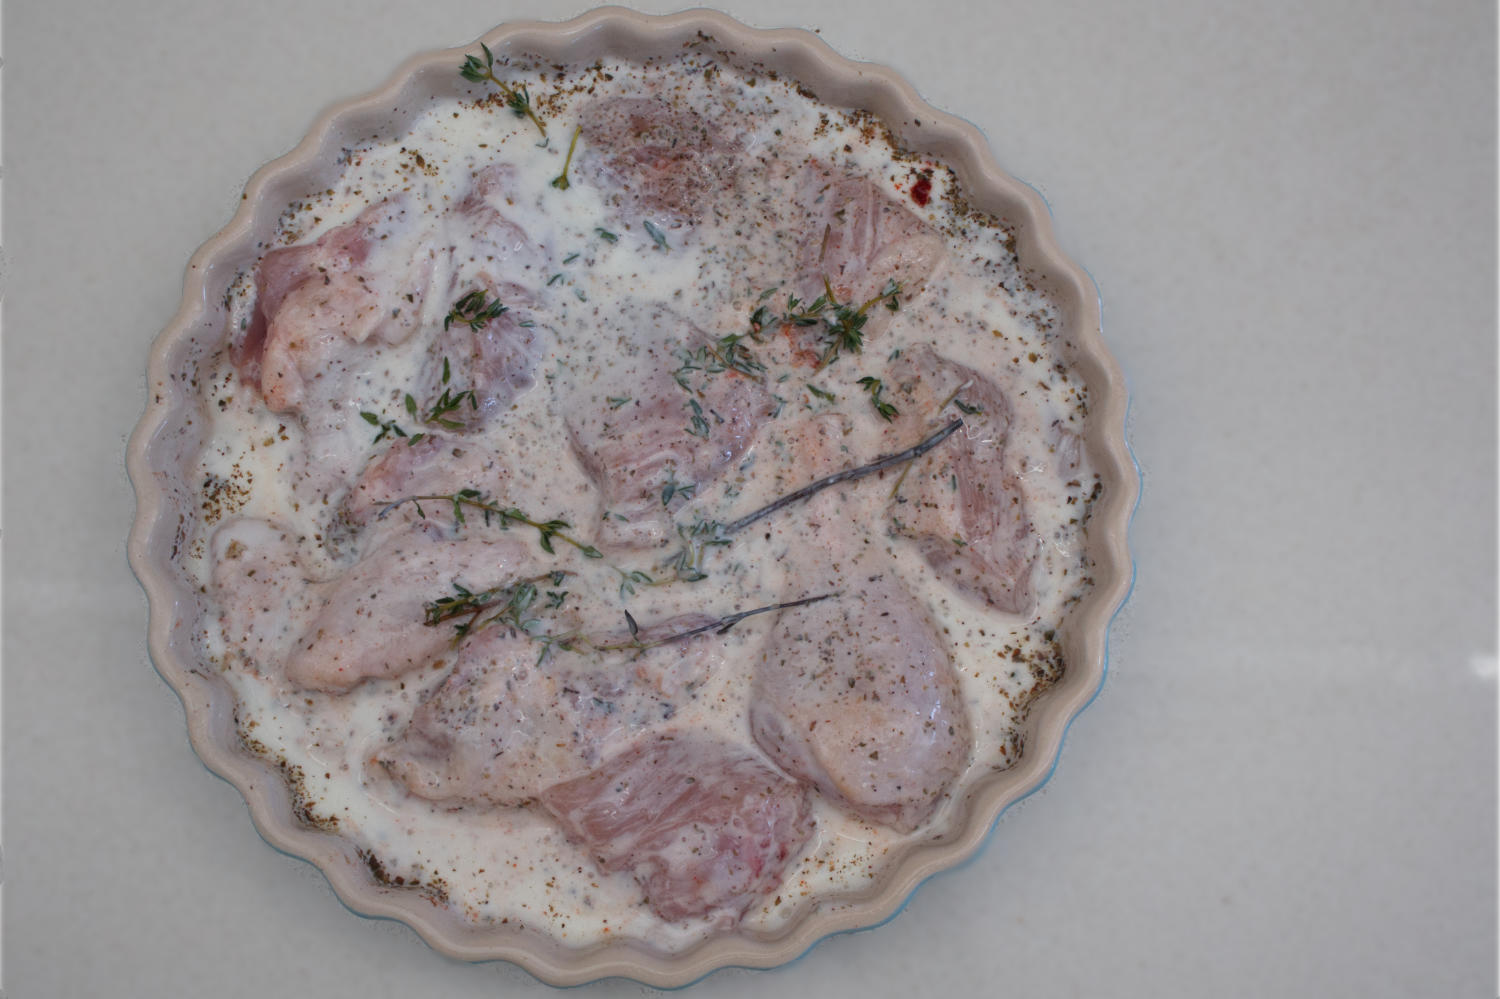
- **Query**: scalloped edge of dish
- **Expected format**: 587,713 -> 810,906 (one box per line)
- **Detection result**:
126,6 -> 1138,988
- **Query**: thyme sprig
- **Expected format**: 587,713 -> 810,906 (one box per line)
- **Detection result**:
671,331 -> 766,390
459,43 -> 547,141
758,277 -> 903,368
419,358 -> 479,430
359,410 -> 413,444
445,289 -> 508,331
551,125 -> 582,190
660,472 -> 697,507
668,516 -> 733,582
424,571 -> 570,642
379,489 -> 604,559
815,277 -> 902,367
424,580 -> 837,658
614,566 -> 657,600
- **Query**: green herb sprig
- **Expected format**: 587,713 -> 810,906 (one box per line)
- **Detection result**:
459,43 -> 547,141
757,277 -> 903,368
379,489 -> 603,559
671,332 -> 766,391
445,289 -> 508,331
420,359 -> 480,430
424,571 -> 569,642
358,410 -> 415,445
424,579 -> 836,659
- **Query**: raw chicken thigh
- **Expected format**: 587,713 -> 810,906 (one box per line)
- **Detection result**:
383,614 -> 726,806
560,303 -> 773,548
885,346 -> 1037,615
539,735 -> 813,922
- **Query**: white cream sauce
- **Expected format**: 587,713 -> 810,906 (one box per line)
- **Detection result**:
188,50 -> 1098,952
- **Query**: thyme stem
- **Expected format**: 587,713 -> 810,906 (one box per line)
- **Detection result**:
425,583 -> 838,656
459,43 -> 547,140
379,491 -> 603,559
721,418 -> 963,536
595,593 -> 838,652
551,125 -> 582,190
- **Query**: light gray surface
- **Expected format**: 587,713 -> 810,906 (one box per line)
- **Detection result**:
5,0 -> 1495,995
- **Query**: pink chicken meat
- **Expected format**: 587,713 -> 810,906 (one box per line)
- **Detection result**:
561,304 -> 773,548
885,345 -> 1037,615
538,735 -> 813,923
382,614 -> 726,806
745,414 -> 973,832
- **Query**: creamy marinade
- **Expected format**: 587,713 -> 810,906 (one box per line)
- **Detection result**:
188,47 -> 1099,952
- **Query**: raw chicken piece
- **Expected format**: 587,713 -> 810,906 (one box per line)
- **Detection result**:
538,735 -> 813,922
236,165 -> 547,418
411,164 -> 546,428
777,162 -> 945,360
450,163 -> 549,298
414,306 -> 539,431
744,413 -> 972,832
233,168 -> 547,503
383,614 -> 725,807
210,518 -> 319,671
750,572 -> 971,833
284,528 -> 534,692
561,306 -> 773,549
333,434 -> 511,548
884,346 -> 1036,615
575,96 -> 742,228
235,196 -> 433,415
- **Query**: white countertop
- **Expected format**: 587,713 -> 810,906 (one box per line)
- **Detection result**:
5,1 -> 1495,995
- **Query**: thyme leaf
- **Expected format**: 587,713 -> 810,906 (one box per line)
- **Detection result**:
856,376 -> 899,421
359,410 -> 409,444
685,397 -> 711,439
805,382 -> 837,404
642,219 -> 670,251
